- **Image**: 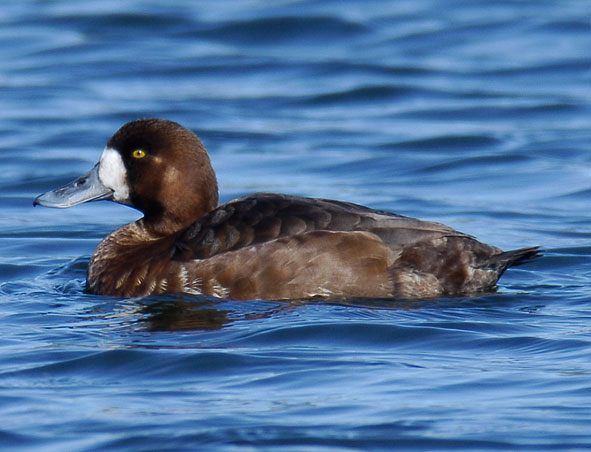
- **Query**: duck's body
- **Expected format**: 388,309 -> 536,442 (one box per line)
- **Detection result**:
35,119 -> 539,300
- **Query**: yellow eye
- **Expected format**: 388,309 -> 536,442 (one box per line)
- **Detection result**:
132,149 -> 146,159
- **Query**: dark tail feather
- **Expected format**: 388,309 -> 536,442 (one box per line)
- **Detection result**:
487,246 -> 542,273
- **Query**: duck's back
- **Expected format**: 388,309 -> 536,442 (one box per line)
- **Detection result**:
177,193 -> 462,256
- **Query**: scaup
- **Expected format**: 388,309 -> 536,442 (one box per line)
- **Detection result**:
34,119 -> 540,300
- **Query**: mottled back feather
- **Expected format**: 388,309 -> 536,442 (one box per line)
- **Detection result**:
175,193 -> 467,260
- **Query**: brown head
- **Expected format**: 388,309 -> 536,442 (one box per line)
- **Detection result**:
34,119 -> 219,235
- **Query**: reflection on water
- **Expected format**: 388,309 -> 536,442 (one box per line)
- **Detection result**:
142,299 -> 232,332
138,297 -> 444,332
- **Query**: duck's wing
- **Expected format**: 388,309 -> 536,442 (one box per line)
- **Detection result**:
174,193 -> 469,260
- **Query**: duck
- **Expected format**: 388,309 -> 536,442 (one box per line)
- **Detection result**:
34,118 -> 540,300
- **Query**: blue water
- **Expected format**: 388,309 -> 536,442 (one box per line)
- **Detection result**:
1,1 -> 590,450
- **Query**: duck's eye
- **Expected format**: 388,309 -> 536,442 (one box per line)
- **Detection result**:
132,149 -> 146,159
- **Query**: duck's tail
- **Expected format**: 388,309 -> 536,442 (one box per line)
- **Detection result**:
488,246 -> 542,274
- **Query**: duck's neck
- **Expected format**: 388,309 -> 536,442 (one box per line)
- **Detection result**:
142,214 -> 190,237
141,208 -> 211,237
141,180 -> 219,237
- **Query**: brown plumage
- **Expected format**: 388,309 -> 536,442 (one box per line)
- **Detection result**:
34,119 -> 540,300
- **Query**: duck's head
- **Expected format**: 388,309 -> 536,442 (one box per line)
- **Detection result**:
34,119 -> 219,234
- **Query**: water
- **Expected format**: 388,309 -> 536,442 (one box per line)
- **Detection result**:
1,1 -> 590,450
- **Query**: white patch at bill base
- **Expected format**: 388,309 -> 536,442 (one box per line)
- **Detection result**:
98,147 -> 130,203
